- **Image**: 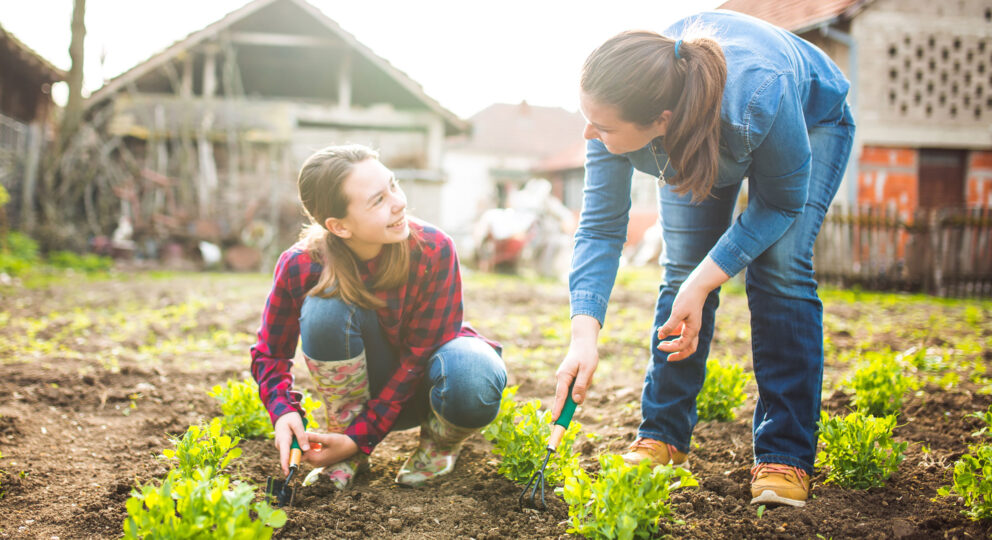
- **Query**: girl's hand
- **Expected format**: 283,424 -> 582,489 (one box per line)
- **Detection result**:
656,283 -> 707,362
274,412 -> 310,476
301,432 -> 360,468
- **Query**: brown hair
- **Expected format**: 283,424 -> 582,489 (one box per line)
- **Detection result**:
581,28 -> 726,201
298,144 -> 413,309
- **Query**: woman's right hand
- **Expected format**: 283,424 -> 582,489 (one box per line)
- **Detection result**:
552,314 -> 601,421
273,411 -> 310,476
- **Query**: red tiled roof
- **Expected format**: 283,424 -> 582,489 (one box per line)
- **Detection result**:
718,0 -> 867,32
533,140 -> 586,172
447,102 -> 585,158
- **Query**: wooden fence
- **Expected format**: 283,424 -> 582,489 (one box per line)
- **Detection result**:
814,205 -> 992,297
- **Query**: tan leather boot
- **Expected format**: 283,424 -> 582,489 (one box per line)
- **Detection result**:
620,437 -> 689,469
750,463 -> 811,507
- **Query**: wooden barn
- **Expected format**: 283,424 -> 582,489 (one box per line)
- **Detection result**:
0,22 -> 65,229
85,0 -> 466,267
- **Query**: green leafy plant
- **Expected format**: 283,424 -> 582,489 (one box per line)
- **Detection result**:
209,379 -> 276,438
482,386 -> 581,486
123,467 -> 286,539
562,454 -> 697,540
161,418 -> 242,478
0,231 -> 39,277
937,443 -> 992,521
696,358 -> 750,421
845,350 -> 915,416
46,250 -> 113,273
816,411 -> 907,489
209,378 -> 322,438
969,403 -> 992,439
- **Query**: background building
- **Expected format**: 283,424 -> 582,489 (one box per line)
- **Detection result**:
719,0 -> 992,216
83,0 -> 466,265
0,23 -> 65,228
440,101 -> 584,250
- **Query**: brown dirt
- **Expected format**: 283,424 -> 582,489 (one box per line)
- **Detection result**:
1,271 -> 990,539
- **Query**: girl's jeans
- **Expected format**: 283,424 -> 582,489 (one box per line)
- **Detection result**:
299,295 -> 506,430
642,120 -> 855,474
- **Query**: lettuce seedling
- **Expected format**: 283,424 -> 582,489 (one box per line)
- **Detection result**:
696,358 -> 750,422
563,454 -> 696,540
969,403 -> 992,439
123,467 -> 286,539
937,442 -> 992,521
482,386 -> 582,486
161,418 -> 242,478
845,351 -> 915,417
209,379 -> 274,439
816,411 -> 907,489
209,378 -> 322,438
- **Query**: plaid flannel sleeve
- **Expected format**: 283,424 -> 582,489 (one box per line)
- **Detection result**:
250,250 -> 305,425
345,234 -> 464,454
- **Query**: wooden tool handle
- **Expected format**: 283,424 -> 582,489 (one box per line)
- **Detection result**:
288,415 -> 308,468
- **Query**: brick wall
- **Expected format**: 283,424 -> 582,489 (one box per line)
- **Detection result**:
857,146 -> 919,219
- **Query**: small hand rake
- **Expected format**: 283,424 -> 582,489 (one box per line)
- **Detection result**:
519,386 -> 577,509
265,417 -> 310,508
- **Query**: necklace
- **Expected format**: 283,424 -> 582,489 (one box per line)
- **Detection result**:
651,140 -> 671,187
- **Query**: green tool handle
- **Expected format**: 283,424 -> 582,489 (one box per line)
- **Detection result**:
548,382 -> 577,451
554,382 -> 578,429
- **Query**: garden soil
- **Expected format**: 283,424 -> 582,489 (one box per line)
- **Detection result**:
1,271 -> 990,539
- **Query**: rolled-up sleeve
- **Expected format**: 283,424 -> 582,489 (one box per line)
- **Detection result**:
568,138 -> 634,326
709,73 -> 812,277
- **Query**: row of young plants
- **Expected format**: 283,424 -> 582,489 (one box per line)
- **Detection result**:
482,385 -> 697,540
481,347 -> 992,537
122,379 -> 321,539
821,346 -> 992,523
938,404 -> 992,521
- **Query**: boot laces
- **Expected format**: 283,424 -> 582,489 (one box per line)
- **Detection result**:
629,437 -> 678,456
750,463 -> 808,483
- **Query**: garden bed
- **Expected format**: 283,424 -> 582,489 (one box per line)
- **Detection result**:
0,270 -> 990,539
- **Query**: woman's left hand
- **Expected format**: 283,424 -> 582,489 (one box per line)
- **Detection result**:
301,432 -> 360,468
656,282 -> 707,362
656,257 -> 731,362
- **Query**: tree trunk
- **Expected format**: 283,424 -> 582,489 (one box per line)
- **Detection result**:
61,0 -> 86,147
36,0 -> 86,248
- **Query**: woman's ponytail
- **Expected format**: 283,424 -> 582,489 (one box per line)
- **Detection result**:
663,37 -> 726,202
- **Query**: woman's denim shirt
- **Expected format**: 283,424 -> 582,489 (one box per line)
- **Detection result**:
570,10 -> 852,325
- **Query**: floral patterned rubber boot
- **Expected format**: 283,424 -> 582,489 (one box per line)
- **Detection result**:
301,352 -> 371,490
395,406 -> 477,487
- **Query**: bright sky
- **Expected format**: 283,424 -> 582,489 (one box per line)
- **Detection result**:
0,0 -> 724,118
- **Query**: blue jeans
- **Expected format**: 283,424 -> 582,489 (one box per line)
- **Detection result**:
298,295 -> 506,430
642,120 -> 855,473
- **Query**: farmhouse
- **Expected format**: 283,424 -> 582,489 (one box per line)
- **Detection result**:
85,0 -> 466,266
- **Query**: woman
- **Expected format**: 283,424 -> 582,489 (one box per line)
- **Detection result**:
552,11 -> 854,507
251,144 -> 506,490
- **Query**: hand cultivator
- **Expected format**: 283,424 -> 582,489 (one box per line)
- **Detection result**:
519,387 -> 577,509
